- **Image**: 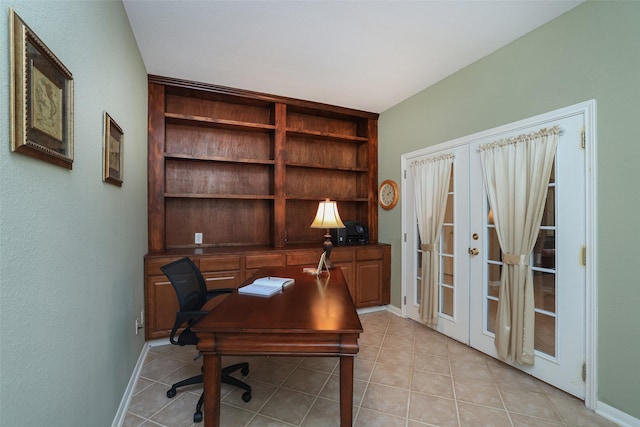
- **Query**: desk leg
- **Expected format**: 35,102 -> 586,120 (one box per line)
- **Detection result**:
203,354 -> 221,427
339,355 -> 354,426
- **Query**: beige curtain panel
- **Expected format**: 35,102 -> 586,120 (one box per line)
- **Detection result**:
479,126 -> 560,365
410,154 -> 454,327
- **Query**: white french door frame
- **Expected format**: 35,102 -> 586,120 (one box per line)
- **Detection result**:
400,100 -> 597,409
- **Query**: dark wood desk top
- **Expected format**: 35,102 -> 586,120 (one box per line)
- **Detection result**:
194,266 -> 362,426
193,266 -> 362,337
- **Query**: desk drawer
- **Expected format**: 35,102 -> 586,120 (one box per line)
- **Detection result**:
356,247 -> 383,261
203,271 -> 242,289
145,257 -> 184,275
245,253 -> 286,269
199,255 -> 241,272
331,250 -> 354,263
287,251 -> 321,266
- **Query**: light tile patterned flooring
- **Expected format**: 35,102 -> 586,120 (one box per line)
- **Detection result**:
123,311 -> 617,427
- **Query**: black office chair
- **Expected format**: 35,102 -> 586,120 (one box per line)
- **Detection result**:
161,257 -> 252,423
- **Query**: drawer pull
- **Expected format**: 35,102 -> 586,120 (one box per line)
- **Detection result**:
206,276 -> 236,281
155,281 -> 171,285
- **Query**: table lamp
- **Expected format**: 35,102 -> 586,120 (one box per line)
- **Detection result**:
310,198 -> 345,269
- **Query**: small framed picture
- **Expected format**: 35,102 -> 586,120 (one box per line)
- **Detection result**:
9,8 -> 74,169
103,112 -> 124,186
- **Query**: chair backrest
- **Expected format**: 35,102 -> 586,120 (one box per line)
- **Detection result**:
160,257 -> 208,312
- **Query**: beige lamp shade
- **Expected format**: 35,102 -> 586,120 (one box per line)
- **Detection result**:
310,199 -> 345,229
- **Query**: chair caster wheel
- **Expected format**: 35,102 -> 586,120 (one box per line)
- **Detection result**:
241,366 -> 249,376
242,391 -> 252,402
194,411 -> 203,423
167,388 -> 177,398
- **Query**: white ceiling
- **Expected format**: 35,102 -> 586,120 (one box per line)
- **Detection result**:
123,0 -> 581,113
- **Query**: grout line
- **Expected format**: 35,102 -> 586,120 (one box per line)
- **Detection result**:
483,357 -> 515,427
405,324 -> 416,427
481,356 -> 510,426
254,356 -> 305,425
356,316 -> 388,425
546,392 -> 572,426
241,358 -> 301,425
446,345 -> 462,427
298,367 -> 335,426
145,384 -> 189,426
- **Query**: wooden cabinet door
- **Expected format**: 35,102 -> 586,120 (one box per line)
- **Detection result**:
334,263 -> 355,303
145,256 -> 183,339
356,261 -> 383,307
147,275 -> 179,339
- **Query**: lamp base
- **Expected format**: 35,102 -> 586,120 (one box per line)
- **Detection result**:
323,231 -> 336,269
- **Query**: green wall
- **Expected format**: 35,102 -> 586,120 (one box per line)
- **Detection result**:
0,1 -> 148,425
379,1 -> 640,420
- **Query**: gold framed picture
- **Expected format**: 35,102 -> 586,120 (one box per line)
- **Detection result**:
9,8 -> 74,169
103,112 -> 124,187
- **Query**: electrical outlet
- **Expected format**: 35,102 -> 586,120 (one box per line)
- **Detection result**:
195,232 -> 203,244
135,318 -> 140,335
140,309 -> 145,326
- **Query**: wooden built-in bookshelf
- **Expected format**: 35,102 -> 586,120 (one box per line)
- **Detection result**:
147,76 -> 379,250
145,76 -> 388,339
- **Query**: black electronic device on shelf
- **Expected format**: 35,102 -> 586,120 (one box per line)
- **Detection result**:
331,220 -> 369,246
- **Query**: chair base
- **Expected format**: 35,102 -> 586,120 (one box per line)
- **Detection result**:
167,362 -> 251,423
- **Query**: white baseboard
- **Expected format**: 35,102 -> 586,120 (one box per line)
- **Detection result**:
356,305 -> 388,315
597,401 -> 640,427
111,343 -> 150,427
357,304 -> 407,318
356,304 -> 402,317
385,304 -> 403,317
148,337 -> 171,347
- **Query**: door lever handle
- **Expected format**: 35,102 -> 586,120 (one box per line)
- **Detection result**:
468,248 -> 480,256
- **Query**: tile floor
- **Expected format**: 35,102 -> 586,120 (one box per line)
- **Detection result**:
123,311 -> 617,427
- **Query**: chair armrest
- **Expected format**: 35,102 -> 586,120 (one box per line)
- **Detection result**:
169,310 -> 209,345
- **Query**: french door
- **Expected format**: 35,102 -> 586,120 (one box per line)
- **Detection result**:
405,144 -> 471,344
402,103 -> 594,399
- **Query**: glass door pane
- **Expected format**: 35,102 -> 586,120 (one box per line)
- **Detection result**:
439,168 -> 455,317
483,170 -> 558,357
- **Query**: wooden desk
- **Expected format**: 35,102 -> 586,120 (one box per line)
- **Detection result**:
192,266 -> 363,427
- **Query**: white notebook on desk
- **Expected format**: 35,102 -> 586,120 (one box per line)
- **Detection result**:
238,276 -> 294,297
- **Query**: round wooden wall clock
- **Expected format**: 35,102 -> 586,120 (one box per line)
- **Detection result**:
378,179 -> 399,210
